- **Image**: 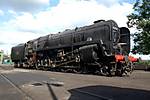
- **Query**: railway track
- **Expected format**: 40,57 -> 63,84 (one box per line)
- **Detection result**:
0,73 -> 33,100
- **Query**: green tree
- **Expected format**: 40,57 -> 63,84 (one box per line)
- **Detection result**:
127,0 -> 150,54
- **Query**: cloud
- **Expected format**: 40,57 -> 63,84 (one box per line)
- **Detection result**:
0,10 -> 4,16
0,31 -> 42,44
8,10 -> 17,15
0,0 -> 134,54
0,42 -> 6,45
0,31 -> 42,53
64,0 -> 120,7
6,12 -> 47,33
0,0 -> 49,13
4,0 -> 133,33
96,0 -> 120,6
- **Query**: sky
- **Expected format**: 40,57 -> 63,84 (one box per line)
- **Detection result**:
1,0 -> 149,59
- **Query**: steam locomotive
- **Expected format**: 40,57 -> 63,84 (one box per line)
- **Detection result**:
11,20 -> 136,76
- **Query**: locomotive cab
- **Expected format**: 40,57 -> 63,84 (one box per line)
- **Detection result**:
119,27 -> 130,55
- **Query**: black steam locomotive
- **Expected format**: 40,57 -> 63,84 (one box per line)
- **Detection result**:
11,20 -> 135,76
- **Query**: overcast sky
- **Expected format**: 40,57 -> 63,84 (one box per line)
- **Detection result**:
0,0 -> 135,55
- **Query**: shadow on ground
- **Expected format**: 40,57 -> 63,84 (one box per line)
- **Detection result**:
68,85 -> 150,100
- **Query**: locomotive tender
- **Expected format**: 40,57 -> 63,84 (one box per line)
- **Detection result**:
11,20 -> 134,76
